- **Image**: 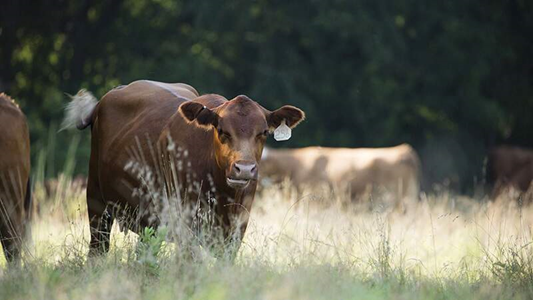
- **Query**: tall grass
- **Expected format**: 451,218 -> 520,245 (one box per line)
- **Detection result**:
1,139 -> 532,299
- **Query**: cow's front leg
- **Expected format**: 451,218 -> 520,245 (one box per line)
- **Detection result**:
88,205 -> 114,256
225,221 -> 248,261
215,209 -> 250,261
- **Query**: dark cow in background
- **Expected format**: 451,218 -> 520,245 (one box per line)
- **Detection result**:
487,146 -> 533,200
62,80 -> 305,256
260,144 -> 420,208
0,93 -> 31,263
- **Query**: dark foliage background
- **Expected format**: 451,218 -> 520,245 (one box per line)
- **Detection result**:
1,0 -> 532,192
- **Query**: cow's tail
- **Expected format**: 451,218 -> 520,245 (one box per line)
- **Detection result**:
60,89 -> 98,131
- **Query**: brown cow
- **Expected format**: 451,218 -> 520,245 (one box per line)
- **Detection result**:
260,144 -> 420,207
62,80 -> 304,256
487,145 -> 533,199
0,93 -> 31,263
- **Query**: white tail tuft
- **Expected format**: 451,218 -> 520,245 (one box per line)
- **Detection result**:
60,89 -> 98,131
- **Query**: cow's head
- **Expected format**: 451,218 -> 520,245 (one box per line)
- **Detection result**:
179,95 -> 304,190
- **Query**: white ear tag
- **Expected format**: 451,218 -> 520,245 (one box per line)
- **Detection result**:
274,120 -> 291,141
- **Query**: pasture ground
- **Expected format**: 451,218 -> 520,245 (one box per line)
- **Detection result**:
1,179 -> 532,300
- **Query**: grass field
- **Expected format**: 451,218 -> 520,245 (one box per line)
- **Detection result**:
1,178 -> 533,300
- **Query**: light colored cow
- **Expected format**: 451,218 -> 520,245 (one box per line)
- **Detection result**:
260,144 -> 421,208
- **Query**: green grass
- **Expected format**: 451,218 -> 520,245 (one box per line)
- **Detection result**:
1,179 -> 533,300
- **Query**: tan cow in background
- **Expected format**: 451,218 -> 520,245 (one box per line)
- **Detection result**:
260,144 -> 420,208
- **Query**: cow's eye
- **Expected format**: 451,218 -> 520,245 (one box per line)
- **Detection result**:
218,129 -> 231,140
257,130 -> 269,139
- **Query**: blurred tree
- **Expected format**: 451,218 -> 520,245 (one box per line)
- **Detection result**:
0,0 -> 531,192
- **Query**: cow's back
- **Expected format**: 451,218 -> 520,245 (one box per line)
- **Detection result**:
97,81 -> 196,157
92,80 -> 198,205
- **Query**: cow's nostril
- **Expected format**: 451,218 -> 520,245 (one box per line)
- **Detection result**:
233,161 -> 258,178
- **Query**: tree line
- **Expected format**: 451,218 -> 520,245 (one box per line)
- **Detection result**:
1,0 -> 532,192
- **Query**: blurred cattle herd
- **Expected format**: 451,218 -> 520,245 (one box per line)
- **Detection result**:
1,84 -> 532,263
41,144 -> 533,206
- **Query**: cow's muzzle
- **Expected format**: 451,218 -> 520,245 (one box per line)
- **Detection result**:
227,160 -> 258,189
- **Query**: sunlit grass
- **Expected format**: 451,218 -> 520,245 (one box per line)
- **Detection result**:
1,178 -> 532,299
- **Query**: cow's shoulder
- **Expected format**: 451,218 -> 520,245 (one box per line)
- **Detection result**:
491,145 -> 533,165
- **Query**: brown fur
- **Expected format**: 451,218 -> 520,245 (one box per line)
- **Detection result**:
0,93 -> 31,262
72,80 -> 304,255
488,146 -> 533,199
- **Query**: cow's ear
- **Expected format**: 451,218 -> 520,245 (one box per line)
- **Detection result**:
267,105 -> 305,130
179,101 -> 218,129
